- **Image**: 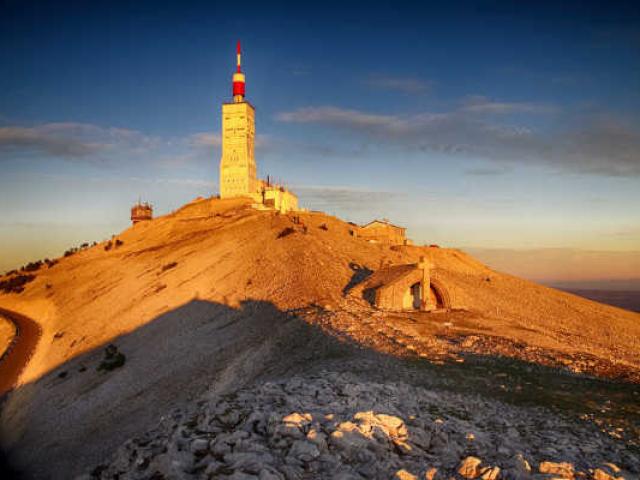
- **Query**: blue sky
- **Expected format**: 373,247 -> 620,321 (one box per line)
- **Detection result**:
1,0 -> 639,279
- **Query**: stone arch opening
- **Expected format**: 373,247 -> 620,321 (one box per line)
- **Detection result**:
429,278 -> 451,309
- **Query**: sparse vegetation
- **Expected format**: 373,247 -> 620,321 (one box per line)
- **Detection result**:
23,260 -> 43,272
115,239 -> 124,248
277,227 -> 296,239
104,241 -> 112,251
0,274 -> 36,294
161,262 -> 178,272
319,223 -> 328,231
97,344 -> 126,372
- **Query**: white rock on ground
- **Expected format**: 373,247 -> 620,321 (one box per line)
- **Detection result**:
83,370 -> 639,479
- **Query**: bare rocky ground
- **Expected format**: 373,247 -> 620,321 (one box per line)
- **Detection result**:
81,364 -> 638,480
1,198 -> 639,479
79,304 -> 640,480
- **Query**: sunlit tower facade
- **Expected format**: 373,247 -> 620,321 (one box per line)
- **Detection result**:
219,41 -> 258,199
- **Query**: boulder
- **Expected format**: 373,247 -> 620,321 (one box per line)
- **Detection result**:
480,466 -> 500,480
458,456 -> 483,479
539,461 -> 574,479
394,469 -> 418,480
190,438 -> 210,455
259,468 -> 285,480
224,452 -> 274,474
593,468 -> 624,480
424,467 -> 438,480
288,440 -> 320,463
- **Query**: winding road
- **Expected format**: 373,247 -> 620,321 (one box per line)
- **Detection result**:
0,307 -> 41,396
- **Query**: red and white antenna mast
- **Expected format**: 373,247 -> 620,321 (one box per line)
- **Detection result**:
232,41 -> 245,102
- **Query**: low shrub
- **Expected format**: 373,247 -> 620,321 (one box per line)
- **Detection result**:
97,344 -> 126,372
23,260 -> 43,272
0,274 -> 36,294
319,223 -> 328,231
277,227 -> 295,239
115,239 -> 124,248
161,262 -> 178,272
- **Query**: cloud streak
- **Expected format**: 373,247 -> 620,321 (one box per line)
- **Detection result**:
0,122 -> 160,161
295,185 -> 403,213
460,95 -> 558,114
276,105 -> 640,176
366,75 -> 432,94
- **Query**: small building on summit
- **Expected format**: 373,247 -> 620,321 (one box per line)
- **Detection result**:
359,219 -> 408,245
131,201 -> 153,225
361,257 -> 451,312
218,42 -> 298,213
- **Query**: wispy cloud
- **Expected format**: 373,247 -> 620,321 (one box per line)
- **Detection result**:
460,95 -> 558,114
366,75 -> 432,94
465,165 -> 512,176
295,184 -> 404,213
188,132 -> 222,147
0,122 -> 160,161
276,105 -> 640,176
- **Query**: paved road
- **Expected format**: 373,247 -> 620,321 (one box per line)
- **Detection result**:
0,307 -> 41,396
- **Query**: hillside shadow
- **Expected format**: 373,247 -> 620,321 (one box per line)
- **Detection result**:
1,298 -> 639,478
342,262 -> 373,296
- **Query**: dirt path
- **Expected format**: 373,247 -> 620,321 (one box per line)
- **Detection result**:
0,308 -> 41,396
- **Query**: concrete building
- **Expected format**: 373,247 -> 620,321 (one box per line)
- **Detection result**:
219,42 -> 298,213
359,220 -> 407,245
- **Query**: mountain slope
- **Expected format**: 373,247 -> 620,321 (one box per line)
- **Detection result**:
0,196 -> 639,478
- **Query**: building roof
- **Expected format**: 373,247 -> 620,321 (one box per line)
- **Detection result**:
360,219 -> 406,231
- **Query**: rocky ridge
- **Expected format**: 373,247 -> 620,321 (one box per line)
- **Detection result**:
82,369 -> 638,480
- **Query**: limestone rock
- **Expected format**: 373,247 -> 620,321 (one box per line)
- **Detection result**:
424,467 -> 438,480
190,437 -> 209,455
288,440 -> 320,462
480,466 -> 500,480
259,469 -> 285,480
225,452 -> 274,474
593,468 -> 624,480
458,456 -> 483,479
395,469 -> 418,480
227,472 -> 259,480
539,461 -> 574,479
282,412 -> 312,428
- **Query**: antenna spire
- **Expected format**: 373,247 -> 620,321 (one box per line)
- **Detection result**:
232,41 -> 246,101
236,41 -> 242,72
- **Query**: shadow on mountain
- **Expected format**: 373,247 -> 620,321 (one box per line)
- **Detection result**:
1,298 -> 639,479
342,262 -> 373,296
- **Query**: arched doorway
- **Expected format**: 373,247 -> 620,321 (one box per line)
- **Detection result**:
410,282 -> 422,310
